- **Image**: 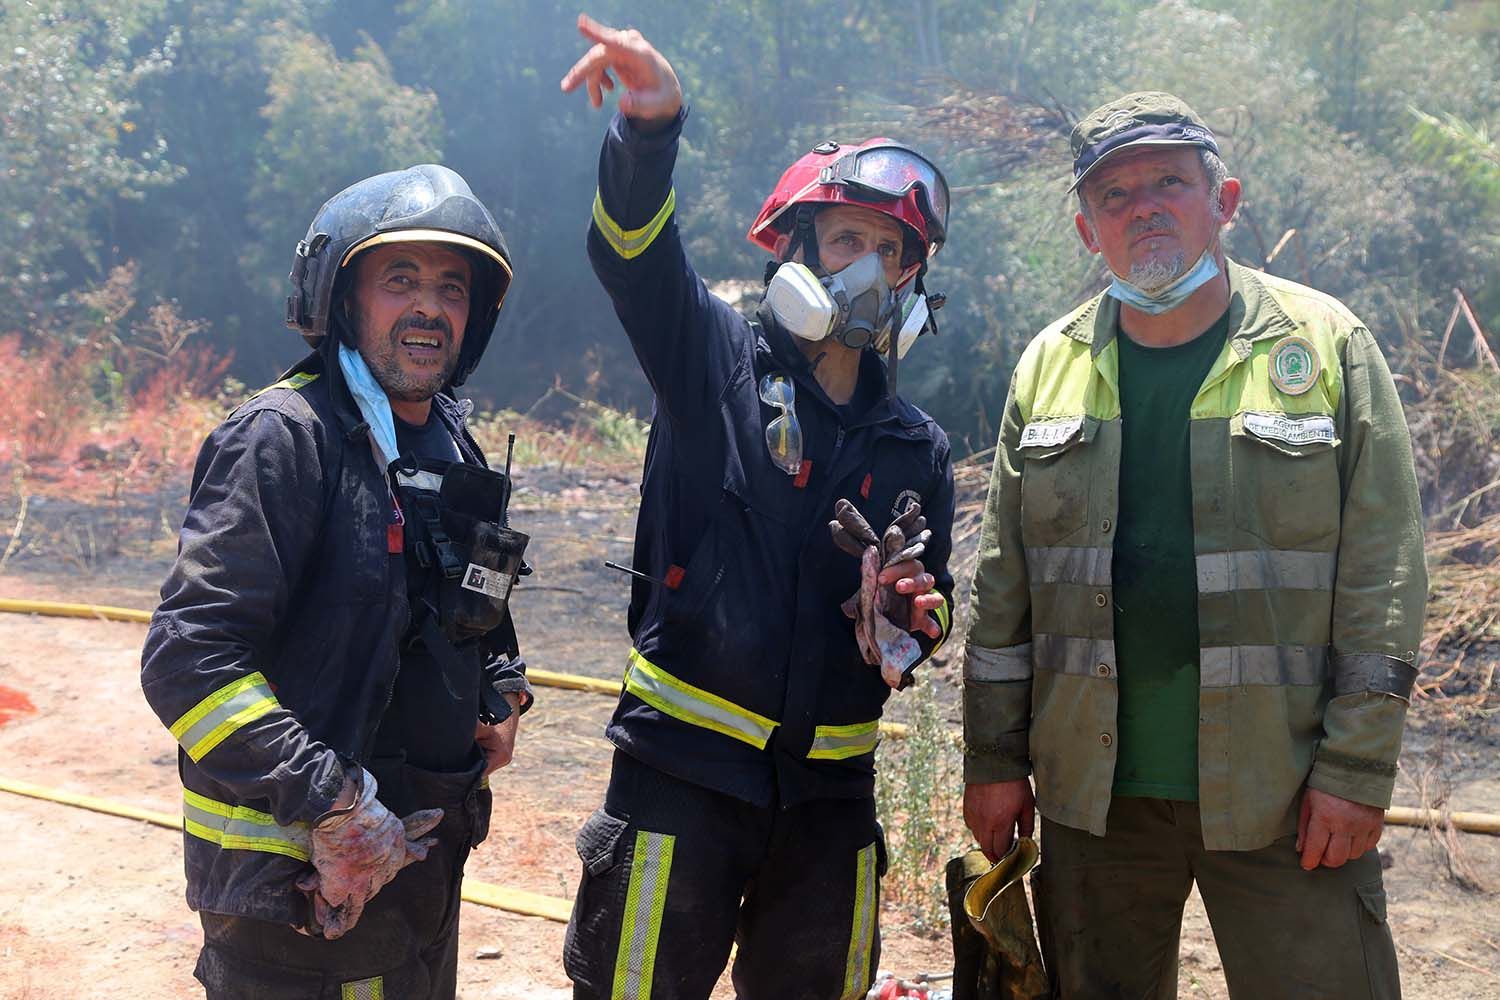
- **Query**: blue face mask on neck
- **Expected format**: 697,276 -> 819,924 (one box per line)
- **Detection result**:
1106,248 -> 1220,315
337,342 -> 399,465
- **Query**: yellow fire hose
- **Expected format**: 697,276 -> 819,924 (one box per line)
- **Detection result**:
0,775 -> 573,922
0,597 -> 914,739
3,597 -> 1497,835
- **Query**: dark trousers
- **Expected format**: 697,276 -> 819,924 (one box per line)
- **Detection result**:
1036,797 -> 1400,1000
564,750 -> 887,1000
194,753 -> 491,1000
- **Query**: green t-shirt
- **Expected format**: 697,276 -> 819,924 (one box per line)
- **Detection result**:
1111,310 -> 1230,801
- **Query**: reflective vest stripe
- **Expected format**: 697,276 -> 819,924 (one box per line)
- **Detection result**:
1196,550 -> 1337,593
840,842 -> 880,1000
1025,545 -> 1113,586
169,672 -> 279,762
808,721 -> 881,761
182,788 -> 310,861
1033,633 -> 1116,678
963,641 -> 1034,682
593,188 -> 677,260
611,830 -> 675,1000
1200,644 -> 1327,687
252,371 -> 319,399
1334,653 -> 1417,701
625,649 -> 778,750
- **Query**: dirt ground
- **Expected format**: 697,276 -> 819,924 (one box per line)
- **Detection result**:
0,463 -> 1496,999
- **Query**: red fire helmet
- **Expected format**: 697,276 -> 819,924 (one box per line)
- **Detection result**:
747,138 -> 950,262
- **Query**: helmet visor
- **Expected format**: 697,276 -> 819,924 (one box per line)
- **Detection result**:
822,145 -> 950,246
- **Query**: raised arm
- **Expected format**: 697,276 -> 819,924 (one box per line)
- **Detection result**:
561,14 -> 746,428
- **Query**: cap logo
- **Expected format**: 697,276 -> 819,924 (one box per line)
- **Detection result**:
1097,109 -> 1139,133
1268,335 -> 1321,396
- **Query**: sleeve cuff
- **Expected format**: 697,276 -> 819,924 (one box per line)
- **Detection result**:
1308,752 -> 1398,809
612,105 -> 688,153
963,751 -> 1032,784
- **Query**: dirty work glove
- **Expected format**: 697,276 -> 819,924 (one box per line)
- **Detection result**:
831,499 -> 931,688
295,767 -> 443,939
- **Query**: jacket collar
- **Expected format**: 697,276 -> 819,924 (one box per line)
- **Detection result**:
1061,259 -> 1300,357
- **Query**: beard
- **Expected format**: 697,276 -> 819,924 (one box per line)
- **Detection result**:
355,310 -> 460,402
1124,211 -> 1189,291
1128,250 -> 1189,292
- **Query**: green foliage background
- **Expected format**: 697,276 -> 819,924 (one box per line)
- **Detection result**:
4,0 -> 1497,452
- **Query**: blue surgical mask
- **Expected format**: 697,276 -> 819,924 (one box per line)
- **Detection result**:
337,343 -> 399,465
1106,248 -> 1220,315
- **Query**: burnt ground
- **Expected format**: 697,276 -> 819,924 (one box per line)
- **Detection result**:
0,459 -> 1496,998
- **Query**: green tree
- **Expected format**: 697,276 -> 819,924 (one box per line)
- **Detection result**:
245,28 -> 444,306
0,0 -> 180,327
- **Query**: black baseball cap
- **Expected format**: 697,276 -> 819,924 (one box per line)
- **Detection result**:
1069,91 -> 1219,192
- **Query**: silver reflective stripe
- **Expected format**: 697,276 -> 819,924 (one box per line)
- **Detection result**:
1200,645 -> 1328,687
1196,550 -> 1336,593
1025,546 -> 1112,586
182,789 -> 310,861
1033,634 -> 1116,677
1334,653 -> 1418,701
395,469 -> 444,492
963,642 -> 1034,682
612,830 -> 675,1000
840,842 -> 880,1000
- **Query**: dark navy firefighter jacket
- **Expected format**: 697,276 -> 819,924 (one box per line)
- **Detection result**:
140,346 -> 529,925
591,109 -> 957,809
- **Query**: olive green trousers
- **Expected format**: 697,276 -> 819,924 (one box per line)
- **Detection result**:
1036,798 -> 1399,999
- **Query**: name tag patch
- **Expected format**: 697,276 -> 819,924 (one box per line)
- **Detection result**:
461,563 -> 513,601
1243,411 -> 1337,446
1019,416 -> 1083,449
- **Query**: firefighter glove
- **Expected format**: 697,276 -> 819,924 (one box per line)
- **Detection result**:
298,766 -> 444,939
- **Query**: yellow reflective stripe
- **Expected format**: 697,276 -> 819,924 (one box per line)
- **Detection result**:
341,977 -> 385,1000
612,830 -> 675,1000
809,720 -> 881,761
840,842 -> 880,999
593,188 -> 676,260
182,788 -> 310,862
928,594 -> 952,658
625,649 -> 778,750
169,672 -> 280,762
252,371 -> 320,399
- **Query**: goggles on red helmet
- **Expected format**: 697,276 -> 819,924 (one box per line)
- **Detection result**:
747,138 -> 950,264
816,143 -> 949,251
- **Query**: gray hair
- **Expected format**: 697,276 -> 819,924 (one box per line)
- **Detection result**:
1078,147 -> 1227,223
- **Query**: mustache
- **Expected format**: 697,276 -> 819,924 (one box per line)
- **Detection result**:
393,314 -> 452,337
1129,213 -> 1177,238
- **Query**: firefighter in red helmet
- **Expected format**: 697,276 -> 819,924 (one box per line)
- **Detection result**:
560,15 -> 957,999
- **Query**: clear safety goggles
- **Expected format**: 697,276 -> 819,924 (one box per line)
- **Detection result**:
759,373 -> 803,476
819,143 -> 950,249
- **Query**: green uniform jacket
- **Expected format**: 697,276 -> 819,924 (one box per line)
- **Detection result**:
962,260 -> 1427,851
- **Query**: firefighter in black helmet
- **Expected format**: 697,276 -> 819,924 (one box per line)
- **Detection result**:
142,164 -> 534,999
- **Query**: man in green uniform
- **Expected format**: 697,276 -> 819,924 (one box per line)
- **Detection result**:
960,92 -> 1426,998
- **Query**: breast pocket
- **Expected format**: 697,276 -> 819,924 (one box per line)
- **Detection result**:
1018,416 -> 1096,548
1231,411 -> 1341,550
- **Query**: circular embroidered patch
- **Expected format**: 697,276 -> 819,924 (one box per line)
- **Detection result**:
1269,335 -> 1321,396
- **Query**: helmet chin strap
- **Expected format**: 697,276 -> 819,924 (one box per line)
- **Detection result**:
793,205 -> 822,276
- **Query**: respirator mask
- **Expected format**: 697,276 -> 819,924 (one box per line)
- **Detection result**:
764,252 -> 895,350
